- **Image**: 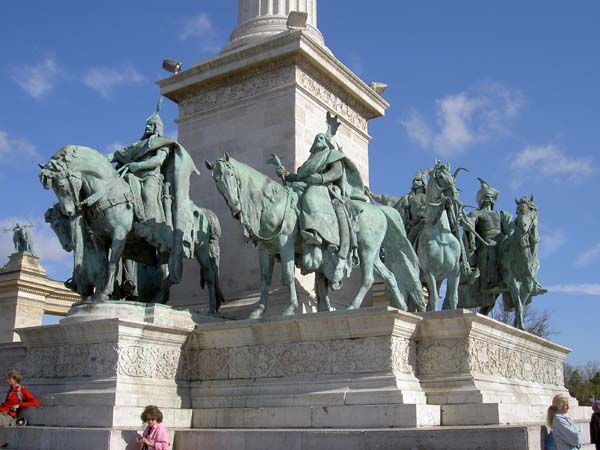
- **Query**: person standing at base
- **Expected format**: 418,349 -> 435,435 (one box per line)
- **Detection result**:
547,394 -> 584,450
0,370 -> 39,427
137,405 -> 170,450
591,400 -> 600,450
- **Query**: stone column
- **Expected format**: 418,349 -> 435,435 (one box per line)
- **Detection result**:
223,0 -> 324,52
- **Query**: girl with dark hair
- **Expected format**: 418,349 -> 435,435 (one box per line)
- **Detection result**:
137,405 -> 169,450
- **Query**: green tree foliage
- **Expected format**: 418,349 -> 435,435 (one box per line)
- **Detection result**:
564,361 -> 600,405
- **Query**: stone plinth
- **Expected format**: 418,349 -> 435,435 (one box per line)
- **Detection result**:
416,309 -> 585,425
14,302 -> 214,429
187,307 -> 440,428
0,253 -> 80,343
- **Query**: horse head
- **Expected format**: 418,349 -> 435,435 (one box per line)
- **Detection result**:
44,204 -> 74,252
514,195 -> 537,235
429,160 -> 457,200
206,153 -> 242,218
39,151 -> 83,218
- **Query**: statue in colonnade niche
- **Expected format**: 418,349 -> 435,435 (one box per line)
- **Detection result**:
39,97 -> 224,313
3,223 -> 36,256
206,112 -> 426,319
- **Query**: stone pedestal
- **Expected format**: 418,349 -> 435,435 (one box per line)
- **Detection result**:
15,302 -> 211,429
187,307 -> 440,428
416,309 -> 586,425
158,17 -> 388,309
0,253 -> 79,343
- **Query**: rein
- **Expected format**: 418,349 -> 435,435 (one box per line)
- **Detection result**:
235,169 -> 291,242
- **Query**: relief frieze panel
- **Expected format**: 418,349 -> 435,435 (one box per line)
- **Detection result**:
190,335 -> 412,381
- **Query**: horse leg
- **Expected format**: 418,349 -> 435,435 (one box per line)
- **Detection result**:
152,262 -> 172,304
347,246 -> 377,310
374,258 -> 408,311
425,271 -> 439,311
509,280 -> 525,330
280,239 -> 299,316
443,266 -> 460,310
315,271 -> 332,312
94,234 -> 127,301
513,282 -> 527,330
196,242 -> 219,315
249,248 -> 274,319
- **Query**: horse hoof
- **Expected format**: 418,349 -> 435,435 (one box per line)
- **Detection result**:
347,304 -> 359,310
248,305 -> 265,320
282,306 -> 296,316
91,293 -> 109,302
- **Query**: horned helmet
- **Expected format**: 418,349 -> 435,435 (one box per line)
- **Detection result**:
143,97 -> 164,138
476,178 -> 500,209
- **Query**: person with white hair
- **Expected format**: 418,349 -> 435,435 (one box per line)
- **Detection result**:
547,394 -> 584,450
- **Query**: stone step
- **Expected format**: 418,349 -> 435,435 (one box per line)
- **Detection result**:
173,425 -> 593,450
0,424 -> 594,450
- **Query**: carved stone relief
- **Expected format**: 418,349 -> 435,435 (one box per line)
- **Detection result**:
417,336 -> 564,386
190,335 -> 412,381
24,342 -> 187,380
180,64 -> 295,118
296,65 -> 369,133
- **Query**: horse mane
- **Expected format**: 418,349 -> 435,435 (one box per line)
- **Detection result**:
226,157 -> 289,240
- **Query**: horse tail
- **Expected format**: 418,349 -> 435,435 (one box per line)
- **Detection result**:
201,208 -> 224,309
380,206 -> 426,311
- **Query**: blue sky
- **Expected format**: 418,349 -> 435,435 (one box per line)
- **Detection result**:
0,1 -> 598,364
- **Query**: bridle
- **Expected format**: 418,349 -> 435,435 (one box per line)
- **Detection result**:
217,160 -> 291,242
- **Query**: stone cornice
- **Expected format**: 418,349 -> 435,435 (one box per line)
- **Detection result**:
158,30 -> 388,120
0,271 -> 80,303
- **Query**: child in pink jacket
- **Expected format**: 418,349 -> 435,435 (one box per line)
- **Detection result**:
137,405 -> 169,450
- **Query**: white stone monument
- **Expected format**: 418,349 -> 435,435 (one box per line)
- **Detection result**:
0,253 -> 79,343
159,0 -> 388,312
0,2 -> 594,449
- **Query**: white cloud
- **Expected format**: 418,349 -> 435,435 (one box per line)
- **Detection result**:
511,144 -> 596,178
546,284 -> 600,296
82,65 -> 145,98
402,109 -> 432,148
0,216 -> 70,266
0,130 -> 41,163
540,229 -> 567,258
576,242 -> 600,267
178,13 -> 221,52
11,56 -> 60,98
402,82 -> 525,157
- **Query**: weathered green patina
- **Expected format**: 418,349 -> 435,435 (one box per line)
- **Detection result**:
497,195 -> 547,329
369,170 -> 427,250
417,161 -> 465,311
3,223 -> 36,256
206,114 -> 425,318
458,178 -> 513,313
39,99 -> 223,312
